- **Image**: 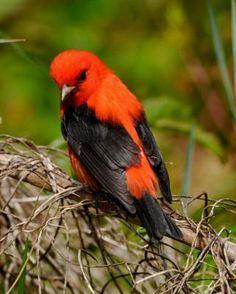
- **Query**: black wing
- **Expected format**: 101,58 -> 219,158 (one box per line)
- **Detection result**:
62,104 -> 140,214
136,116 -> 172,203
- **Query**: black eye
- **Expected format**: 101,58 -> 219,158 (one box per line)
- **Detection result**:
77,70 -> 87,83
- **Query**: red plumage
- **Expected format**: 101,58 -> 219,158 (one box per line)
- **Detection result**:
50,49 -> 181,240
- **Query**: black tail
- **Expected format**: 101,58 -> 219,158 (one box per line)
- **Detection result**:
135,194 -> 182,241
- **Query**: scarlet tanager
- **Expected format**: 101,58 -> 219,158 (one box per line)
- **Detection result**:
50,50 -> 181,240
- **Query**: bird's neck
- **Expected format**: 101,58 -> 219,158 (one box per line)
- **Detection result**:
87,74 -> 144,144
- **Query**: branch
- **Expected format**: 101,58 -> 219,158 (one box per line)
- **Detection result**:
1,142 -> 236,263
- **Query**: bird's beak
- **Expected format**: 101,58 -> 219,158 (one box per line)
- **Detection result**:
61,85 -> 76,102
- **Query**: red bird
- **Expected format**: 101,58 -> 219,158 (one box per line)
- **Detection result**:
50,50 -> 181,240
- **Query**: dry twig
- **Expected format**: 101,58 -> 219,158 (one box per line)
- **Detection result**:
0,135 -> 235,293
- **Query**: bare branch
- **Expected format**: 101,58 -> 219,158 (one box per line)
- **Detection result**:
1,138 -> 236,265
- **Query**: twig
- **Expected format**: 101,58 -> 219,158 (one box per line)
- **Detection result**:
1,151 -> 236,263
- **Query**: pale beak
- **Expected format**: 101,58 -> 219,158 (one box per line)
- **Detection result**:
61,85 -> 76,102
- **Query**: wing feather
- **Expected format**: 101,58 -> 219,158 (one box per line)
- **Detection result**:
136,117 -> 172,203
62,104 -> 140,213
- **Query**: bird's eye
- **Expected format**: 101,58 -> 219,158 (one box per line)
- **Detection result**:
77,70 -> 87,83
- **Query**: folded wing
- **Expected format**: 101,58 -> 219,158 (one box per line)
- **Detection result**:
62,104 -> 141,213
136,116 -> 172,203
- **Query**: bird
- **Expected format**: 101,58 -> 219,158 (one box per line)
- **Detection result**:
50,49 -> 182,241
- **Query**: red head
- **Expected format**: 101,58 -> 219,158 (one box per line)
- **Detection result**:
50,49 -> 110,106
50,49 -> 143,132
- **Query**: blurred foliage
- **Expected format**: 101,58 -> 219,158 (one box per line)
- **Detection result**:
0,1 -> 236,199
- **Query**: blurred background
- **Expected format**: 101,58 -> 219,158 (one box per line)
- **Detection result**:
0,0 -> 235,226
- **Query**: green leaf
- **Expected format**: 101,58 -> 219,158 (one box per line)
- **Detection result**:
152,118 -> 224,158
17,241 -> 29,294
181,124 -> 196,216
136,226 -> 147,236
229,225 -> 236,233
145,97 -> 192,124
207,0 -> 236,123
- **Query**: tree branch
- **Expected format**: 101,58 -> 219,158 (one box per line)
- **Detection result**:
1,146 -> 236,263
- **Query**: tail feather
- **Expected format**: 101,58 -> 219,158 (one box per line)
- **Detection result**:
135,194 -> 182,240
164,213 -> 182,239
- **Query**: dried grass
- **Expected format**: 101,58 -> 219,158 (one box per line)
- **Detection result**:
0,135 -> 236,293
